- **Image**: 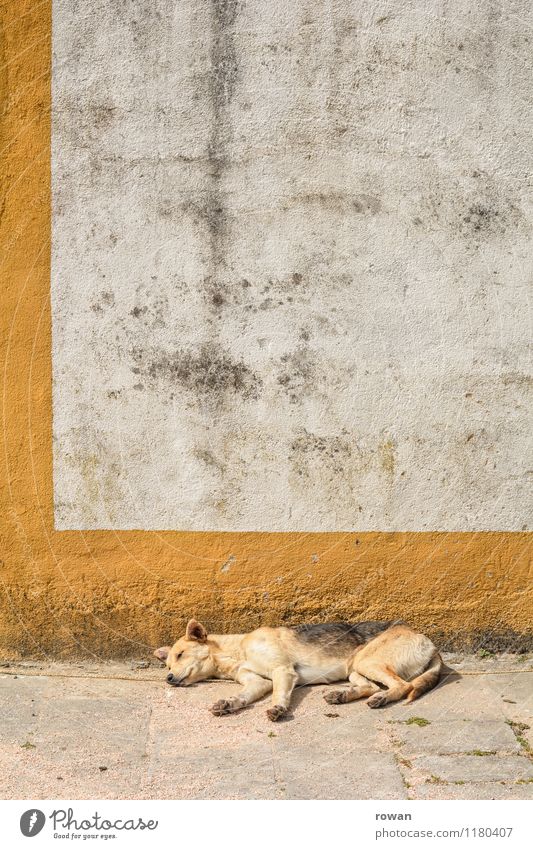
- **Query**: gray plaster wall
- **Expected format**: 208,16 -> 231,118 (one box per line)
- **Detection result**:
51,0 -> 532,530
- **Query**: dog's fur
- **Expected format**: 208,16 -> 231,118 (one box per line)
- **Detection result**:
154,619 -> 442,721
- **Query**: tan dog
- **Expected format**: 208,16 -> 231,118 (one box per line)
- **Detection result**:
154,619 -> 442,721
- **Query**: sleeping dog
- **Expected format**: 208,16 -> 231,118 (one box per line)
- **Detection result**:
154,618 -> 442,721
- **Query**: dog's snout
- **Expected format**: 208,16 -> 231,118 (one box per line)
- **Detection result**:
166,673 -> 174,683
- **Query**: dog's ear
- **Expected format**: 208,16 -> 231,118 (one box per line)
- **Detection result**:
185,619 -> 208,643
153,646 -> 170,661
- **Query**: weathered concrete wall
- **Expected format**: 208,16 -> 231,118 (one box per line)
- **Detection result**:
0,1 -> 532,660
51,0 -> 532,531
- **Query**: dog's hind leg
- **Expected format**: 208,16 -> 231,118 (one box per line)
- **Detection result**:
210,670 -> 272,716
267,665 -> 298,721
353,659 -> 412,708
324,671 -> 380,705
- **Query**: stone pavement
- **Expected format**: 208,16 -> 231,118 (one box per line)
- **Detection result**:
1,655 -> 532,800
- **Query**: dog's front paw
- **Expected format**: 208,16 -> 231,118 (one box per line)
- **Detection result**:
324,690 -> 347,705
210,699 -> 232,716
210,698 -> 241,716
266,704 -> 289,722
367,692 -> 387,709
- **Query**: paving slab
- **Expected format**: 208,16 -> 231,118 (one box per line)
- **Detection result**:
392,719 -> 521,755
35,697 -> 151,759
0,696 -> 40,746
414,781 -> 533,800
485,674 -> 533,722
278,751 -> 407,800
413,754 -> 533,783
151,742 -> 279,799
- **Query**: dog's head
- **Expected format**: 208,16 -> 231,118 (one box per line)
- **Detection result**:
154,619 -> 216,686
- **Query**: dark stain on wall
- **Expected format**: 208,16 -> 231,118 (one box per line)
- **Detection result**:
131,342 -> 261,404
277,347 -> 318,404
203,275 -> 231,313
190,270 -> 315,317
288,429 -> 369,508
422,180 -> 523,243
194,447 -> 226,471
283,192 -> 382,216
90,291 -> 115,313
461,201 -> 511,237
89,100 -> 117,130
205,0 -> 241,294
290,429 -> 354,474
211,0 -> 239,111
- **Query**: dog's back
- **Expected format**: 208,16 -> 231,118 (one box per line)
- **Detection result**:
293,620 -> 397,654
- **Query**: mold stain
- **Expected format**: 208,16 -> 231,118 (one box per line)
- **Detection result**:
461,202 -> 510,236
283,192 -> 382,216
66,449 -> 126,525
89,101 -> 117,130
204,0 -> 240,296
194,447 -> 225,472
130,305 -> 147,318
378,439 -> 396,476
211,0 -> 239,109
204,276 -> 230,312
277,347 -> 318,404
287,429 -> 372,520
290,429 -> 354,477
131,342 -> 261,404
90,291 -> 115,314
461,195 -> 523,239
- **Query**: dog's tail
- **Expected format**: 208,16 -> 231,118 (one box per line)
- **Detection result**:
406,651 -> 443,702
